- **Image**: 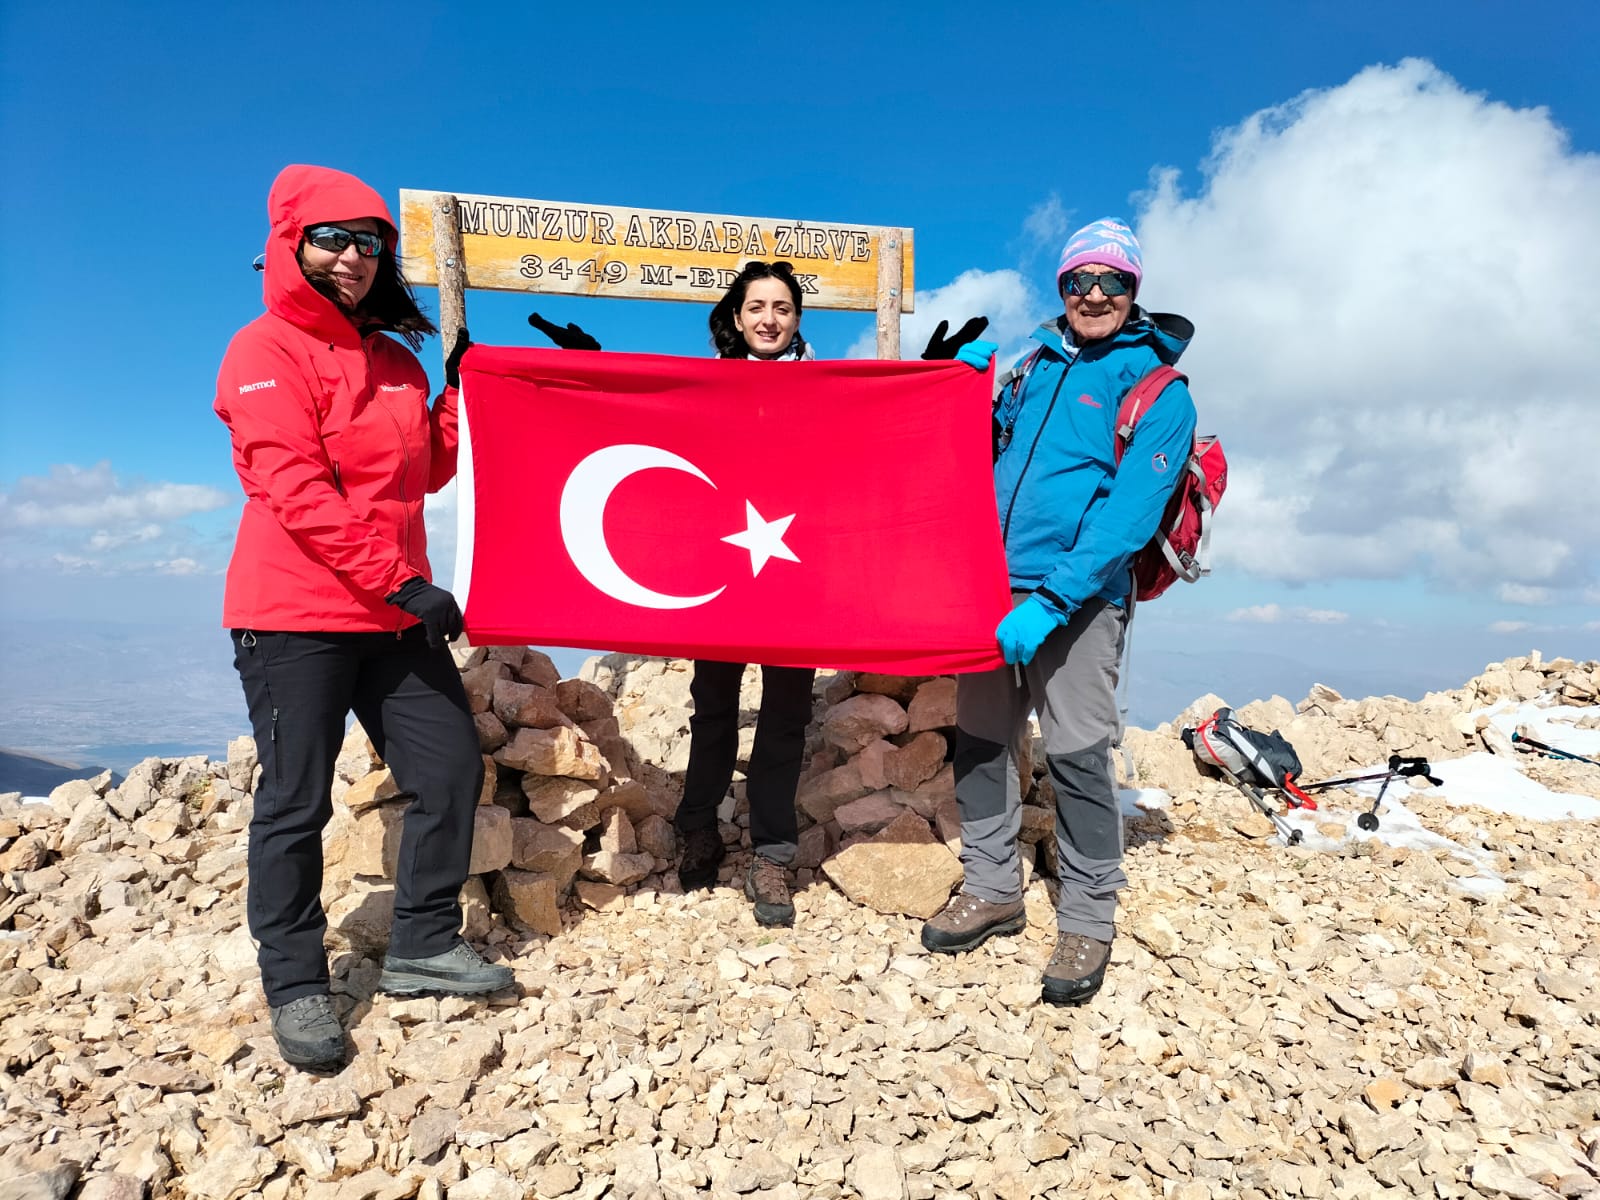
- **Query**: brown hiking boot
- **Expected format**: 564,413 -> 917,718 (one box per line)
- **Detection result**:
1041,932 -> 1112,1005
745,856 -> 794,927
920,891 -> 1026,954
677,828 -> 726,891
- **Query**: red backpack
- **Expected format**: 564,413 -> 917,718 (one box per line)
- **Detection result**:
1111,365 -> 1227,601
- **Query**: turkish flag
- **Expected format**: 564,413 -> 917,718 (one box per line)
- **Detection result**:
454,346 -> 1010,673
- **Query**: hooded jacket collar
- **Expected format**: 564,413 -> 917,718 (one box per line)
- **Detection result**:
1029,308 -> 1194,366
263,164 -> 398,347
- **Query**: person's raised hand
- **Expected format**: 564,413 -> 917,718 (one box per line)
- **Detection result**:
921,316 -> 990,361
955,339 -> 999,372
528,312 -> 601,351
444,328 -> 470,389
386,577 -> 464,649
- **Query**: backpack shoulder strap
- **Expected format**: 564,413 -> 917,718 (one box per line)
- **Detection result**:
994,346 -> 1045,403
1113,364 -> 1188,463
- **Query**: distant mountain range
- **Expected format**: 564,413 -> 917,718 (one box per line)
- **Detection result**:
0,747 -> 122,798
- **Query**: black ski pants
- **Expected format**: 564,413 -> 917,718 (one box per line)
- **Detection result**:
675,660 -> 814,865
231,626 -> 482,1007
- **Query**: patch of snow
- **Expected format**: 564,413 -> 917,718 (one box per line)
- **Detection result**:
1384,752 -> 1600,822
1269,791 -> 1507,896
1477,699 -> 1600,759
1121,788 -> 1170,816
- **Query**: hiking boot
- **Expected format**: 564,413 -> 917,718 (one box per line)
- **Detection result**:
1041,932 -> 1112,1006
920,891 -> 1026,954
745,856 -> 795,927
677,827 -> 726,891
270,992 -> 346,1069
378,942 -> 514,996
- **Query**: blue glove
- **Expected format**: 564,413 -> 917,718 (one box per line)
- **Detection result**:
955,339 -> 999,371
996,597 -> 1061,665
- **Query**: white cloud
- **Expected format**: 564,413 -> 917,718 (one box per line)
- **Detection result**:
1,463 -> 235,578
0,463 -> 229,529
1135,59 -> 1600,599
1497,583 -> 1553,606
424,480 -> 459,588
1227,603 -> 1349,624
87,524 -> 162,552
1228,603 -> 1284,623
848,268 -> 1045,362
1489,620 -> 1533,634
1022,194 -> 1072,251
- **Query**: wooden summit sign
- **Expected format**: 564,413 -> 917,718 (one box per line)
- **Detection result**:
399,189 -> 913,314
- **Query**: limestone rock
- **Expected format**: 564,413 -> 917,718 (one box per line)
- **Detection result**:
796,760 -> 872,824
520,776 -> 601,827
822,810 -> 963,919
460,660 -> 509,714
906,677 -> 957,732
555,678 -> 613,723
468,804 -> 513,875
509,819 -> 583,883
494,727 -> 605,779
343,767 -> 400,812
821,693 -> 909,753
491,680 -> 569,730
491,870 -> 563,938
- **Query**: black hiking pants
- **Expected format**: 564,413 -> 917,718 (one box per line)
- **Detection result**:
231,626 -> 482,1007
675,660 -> 814,865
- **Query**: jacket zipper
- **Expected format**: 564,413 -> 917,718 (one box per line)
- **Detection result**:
367,337 -> 414,636
1000,363 -> 1071,544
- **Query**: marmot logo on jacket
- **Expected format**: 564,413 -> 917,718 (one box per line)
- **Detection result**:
237,379 -> 277,394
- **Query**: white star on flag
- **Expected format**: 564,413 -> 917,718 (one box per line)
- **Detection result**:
721,501 -> 800,577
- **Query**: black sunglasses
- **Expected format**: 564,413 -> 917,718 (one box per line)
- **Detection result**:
304,225 -> 385,258
1062,269 -> 1136,298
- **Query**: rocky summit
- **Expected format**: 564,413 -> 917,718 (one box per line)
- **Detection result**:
1,650 -> 1597,1200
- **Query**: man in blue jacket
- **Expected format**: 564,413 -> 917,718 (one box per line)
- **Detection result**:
921,219 -> 1198,1006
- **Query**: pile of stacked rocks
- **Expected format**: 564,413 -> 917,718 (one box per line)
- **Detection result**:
579,657 -> 1058,920
320,644 -> 674,951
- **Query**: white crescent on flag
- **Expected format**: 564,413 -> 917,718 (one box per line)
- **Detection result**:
557,443 -> 801,610
559,444 -> 728,610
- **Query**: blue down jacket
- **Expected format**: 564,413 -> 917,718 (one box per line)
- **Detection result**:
993,310 -> 1198,618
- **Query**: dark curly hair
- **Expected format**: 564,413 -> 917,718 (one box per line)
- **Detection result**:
301,227 -> 438,350
708,260 -> 805,359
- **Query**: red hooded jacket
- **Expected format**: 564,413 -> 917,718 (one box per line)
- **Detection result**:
215,164 -> 457,632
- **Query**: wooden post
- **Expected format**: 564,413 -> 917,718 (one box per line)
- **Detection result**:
431,192 -> 468,367
874,229 -> 904,360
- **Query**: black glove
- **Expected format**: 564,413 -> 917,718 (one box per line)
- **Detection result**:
921,316 -> 990,361
528,312 -> 601,351
444,328 -> 470,389
386,577 -> 463,648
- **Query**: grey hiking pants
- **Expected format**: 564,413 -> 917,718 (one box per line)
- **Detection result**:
953,595 -> 1128,941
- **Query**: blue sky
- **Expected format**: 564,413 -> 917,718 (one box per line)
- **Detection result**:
2,2 -> 1597,765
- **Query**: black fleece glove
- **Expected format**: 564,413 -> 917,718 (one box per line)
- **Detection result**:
386,577 -> 463,648
444,328 -> 470,389
921,316 -> 991,360
528,312 -> 601,351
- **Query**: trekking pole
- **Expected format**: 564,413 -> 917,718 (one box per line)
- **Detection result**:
1355,771 -> 1396,833
1221,772 -> 1304,846
1510,732 -> 1600,768
1302,755 -> 1440,792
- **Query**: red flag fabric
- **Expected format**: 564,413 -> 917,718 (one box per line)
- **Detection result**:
455,346 -> 1011,673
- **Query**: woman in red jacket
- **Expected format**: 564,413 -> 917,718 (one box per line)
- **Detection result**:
215,164 -> 511,1071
